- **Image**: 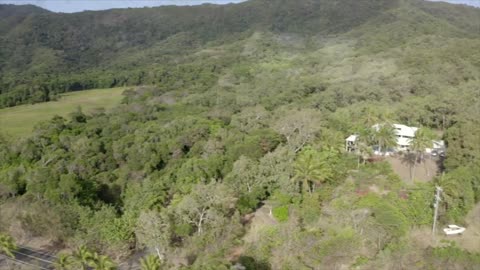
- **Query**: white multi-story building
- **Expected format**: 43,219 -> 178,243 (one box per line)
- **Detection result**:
346,123 -> 445,154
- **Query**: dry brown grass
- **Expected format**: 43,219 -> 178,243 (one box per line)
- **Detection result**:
386,155 -> 440,184
410,203 -> 480,253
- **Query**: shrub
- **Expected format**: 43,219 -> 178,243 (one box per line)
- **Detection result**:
272,206 -> 289,222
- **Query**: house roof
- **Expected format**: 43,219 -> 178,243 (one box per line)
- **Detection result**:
433,140 -> 445,148
346,134 -> 358,142
392,124 -> 418,138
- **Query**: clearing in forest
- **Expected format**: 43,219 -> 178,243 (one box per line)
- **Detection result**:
0,87 -> 126,137
386,156 -> 441,183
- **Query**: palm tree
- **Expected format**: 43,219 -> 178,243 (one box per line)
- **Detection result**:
373,124 -> 397,155
293,148 -> 333,194
54,253 -> 74,270
401,152 -> 417,183
410,128 -> 435,181
314,147 -> 336,189
438,174 -> 462,213
140,254 -> 162,270
356,127 -> 374,167
88,252 -> 116,270
72,245 -> 93,270
293,149 -> 321,194
0,233 -> 17,258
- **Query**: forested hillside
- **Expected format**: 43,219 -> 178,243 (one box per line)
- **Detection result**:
1,0 -> 480,269
1,0 -> 401,107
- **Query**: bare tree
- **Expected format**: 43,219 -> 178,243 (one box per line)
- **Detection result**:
175,183 -> 236,235
226,156 -> 261,193
136,211 -> 171,261
274,109 -> 321,153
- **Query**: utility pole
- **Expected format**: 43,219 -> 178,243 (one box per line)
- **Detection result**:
432,185 -> 443,237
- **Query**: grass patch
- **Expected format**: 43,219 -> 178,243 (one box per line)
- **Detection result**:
0,87 -> 125,137
272,205 -> 289,222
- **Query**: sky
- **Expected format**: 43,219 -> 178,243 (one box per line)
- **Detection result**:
0,0 -> 478,13
428,0 -> 480,7
0,0 -> 248,13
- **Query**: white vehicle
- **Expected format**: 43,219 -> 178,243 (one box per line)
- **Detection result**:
443,225 -> 466,235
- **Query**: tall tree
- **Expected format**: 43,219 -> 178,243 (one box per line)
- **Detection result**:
356,127 -> 374,167
373,124 -> 397,155
293,148 -> 333,194
410,128 -> 435,181
135,211 -> 171,262
226,156 -> 261,193
175,182 -> 236,235
274,109 -> 321,153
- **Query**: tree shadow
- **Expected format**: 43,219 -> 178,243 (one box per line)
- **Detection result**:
236,256 -> 271,270
435,155 -> 446,173
400,152 -> 418,183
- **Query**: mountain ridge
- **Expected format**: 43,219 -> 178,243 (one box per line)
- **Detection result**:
0,0 -> 479,108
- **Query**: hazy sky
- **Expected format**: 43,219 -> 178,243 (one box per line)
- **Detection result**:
0,0 -> 247,13
0,0 -> 478,13
428,0 -> 480,7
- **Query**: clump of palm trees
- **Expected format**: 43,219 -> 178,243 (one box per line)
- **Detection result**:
354,123 -> 437,183
54,245 -> 116,270
352,125 -> 397,166
373,124 -> 397,155
54,246 -> 164,270
0,233 -> 17,258
406,127 -> 435,182
140,254 -> 163,270
293,147 -> 337,195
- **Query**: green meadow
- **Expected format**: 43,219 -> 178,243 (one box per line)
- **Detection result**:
0,88 -> 125,136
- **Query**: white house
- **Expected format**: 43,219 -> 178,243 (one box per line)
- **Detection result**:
345,134 -> 358,152
392,124 -> 418,151
426,140 -> 446,154
346,123 -> 446,155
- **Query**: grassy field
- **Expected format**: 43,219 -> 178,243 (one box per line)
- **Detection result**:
0,87 -> 126,137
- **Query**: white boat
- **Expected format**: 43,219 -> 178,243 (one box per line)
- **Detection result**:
443,225 -> 466,235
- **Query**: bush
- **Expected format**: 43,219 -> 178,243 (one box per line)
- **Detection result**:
237,193 -> 261,215
272,206 -> 289,222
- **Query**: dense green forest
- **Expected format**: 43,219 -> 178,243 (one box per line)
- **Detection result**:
1,0 -> 480,269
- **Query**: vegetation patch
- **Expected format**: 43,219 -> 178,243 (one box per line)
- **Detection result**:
0,88 -> 125,136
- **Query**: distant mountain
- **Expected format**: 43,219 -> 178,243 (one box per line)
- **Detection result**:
0,4 -> 49,17
0,4 -> 50,34
0,0 -> 479,108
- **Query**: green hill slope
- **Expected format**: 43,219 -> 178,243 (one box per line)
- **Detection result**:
0,0 -> 410,107
1,0 -> 478,109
